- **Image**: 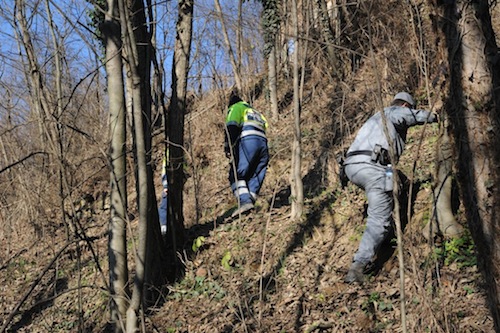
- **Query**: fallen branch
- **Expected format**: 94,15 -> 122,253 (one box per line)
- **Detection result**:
0,152 -> 48,175
0,248 -> 28,271
305,320 -> 334,332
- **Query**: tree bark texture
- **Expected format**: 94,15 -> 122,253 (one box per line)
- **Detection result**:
441,0 -> 500,329
315,0 -> 339,71
102,0 -> 129,330
165,0 -> 194,280
432,125 -> 463,238
290,0 -> 304,220
267,47 -> 279,119
261,0 -> 280,118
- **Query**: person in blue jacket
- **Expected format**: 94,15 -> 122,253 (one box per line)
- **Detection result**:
158,156 -> 168,235
224,93 -> 269,217
343,92 -> 438,283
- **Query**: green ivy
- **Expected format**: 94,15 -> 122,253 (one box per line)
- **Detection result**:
85,0 -> 108,55
192,236 -> 205,252
258,0 -> 281,57
434,232 -> 477,268
168,275 -> 226,301
362,292 -> 393,313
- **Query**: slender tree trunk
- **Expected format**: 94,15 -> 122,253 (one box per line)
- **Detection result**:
316,0 -> 339,71
290,0 -> 303,220
117,0 -> 152,330
237,0 -> 243,79
102,0 -> 129,330
131,0 -> 166,298
44,0 -> 69,248
14,0 -> 76,238
441,0 -> 500,329
268,47 -> 279,119
165,0 -> 194,280
44,0 -> 89,329
261,0 -> 280,119
214,0 -> 243,92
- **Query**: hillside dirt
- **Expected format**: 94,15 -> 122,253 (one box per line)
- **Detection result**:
144,84 -> 494,332
0,78 -> 496,333
0,86 -> 495,332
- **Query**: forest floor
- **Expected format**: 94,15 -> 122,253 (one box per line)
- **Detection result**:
148,134 -> 494,332
145,114 -> 495,333
0,83 -> 497,332
2,14 -> 500,329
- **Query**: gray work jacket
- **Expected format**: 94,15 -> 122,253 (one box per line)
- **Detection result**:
345,106 -> 438,165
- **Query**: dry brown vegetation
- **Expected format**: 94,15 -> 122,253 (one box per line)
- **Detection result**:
146,73 -> 494,332
1,1 -> 499,332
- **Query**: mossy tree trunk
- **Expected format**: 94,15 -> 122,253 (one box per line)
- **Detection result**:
260,0 -> 280,119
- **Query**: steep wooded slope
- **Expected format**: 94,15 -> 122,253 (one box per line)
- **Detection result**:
1,1 -> 499,332
147,77 -> 493,332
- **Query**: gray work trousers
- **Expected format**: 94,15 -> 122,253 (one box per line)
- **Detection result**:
344,162 -> 393,265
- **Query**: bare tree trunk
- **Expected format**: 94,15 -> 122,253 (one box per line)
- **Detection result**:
430,124 -> 463,238
133,0 -> 167,296
268,47 -> 279,119
165,0 -> 194,280
44,0 -> 68,247
441,0 -> 500,329
290,0 -> 304,220
236,0 -> 243,79
214,0 -> 243,92
44,0 -> 89,329
315,0 -> 339,71
117,0 -> 155,330
278,1 -> 291,79
102,0 -> 129,330
261,0 -> 280,119
14,0 -> 76,239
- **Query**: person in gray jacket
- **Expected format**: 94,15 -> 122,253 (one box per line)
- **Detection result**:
343,92 -> 438,283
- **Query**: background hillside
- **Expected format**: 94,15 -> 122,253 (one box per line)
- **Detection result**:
1,0 -> 499,332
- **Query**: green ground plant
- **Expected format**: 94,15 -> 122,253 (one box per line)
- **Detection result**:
434,232 -> 476,268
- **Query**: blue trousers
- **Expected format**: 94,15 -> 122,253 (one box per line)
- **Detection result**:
229,136 -> 269,205
158,193 -> 168,227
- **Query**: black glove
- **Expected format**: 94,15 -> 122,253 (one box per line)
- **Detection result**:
224,142 -> 231,159
337,155 -> 349,189
434,112 -> 440,123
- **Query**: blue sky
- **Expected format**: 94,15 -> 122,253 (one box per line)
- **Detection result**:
0,0 -> 264,123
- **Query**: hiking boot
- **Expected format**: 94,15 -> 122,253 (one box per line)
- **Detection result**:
231,202 -> 254,217
345,261 -> 366,284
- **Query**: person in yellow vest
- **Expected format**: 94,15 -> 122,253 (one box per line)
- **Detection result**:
225,93 -> 269,217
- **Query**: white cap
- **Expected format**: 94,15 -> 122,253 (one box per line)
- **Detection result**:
393,92 -> 415,107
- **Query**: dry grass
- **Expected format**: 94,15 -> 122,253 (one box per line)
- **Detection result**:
146,82 -> 493,333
